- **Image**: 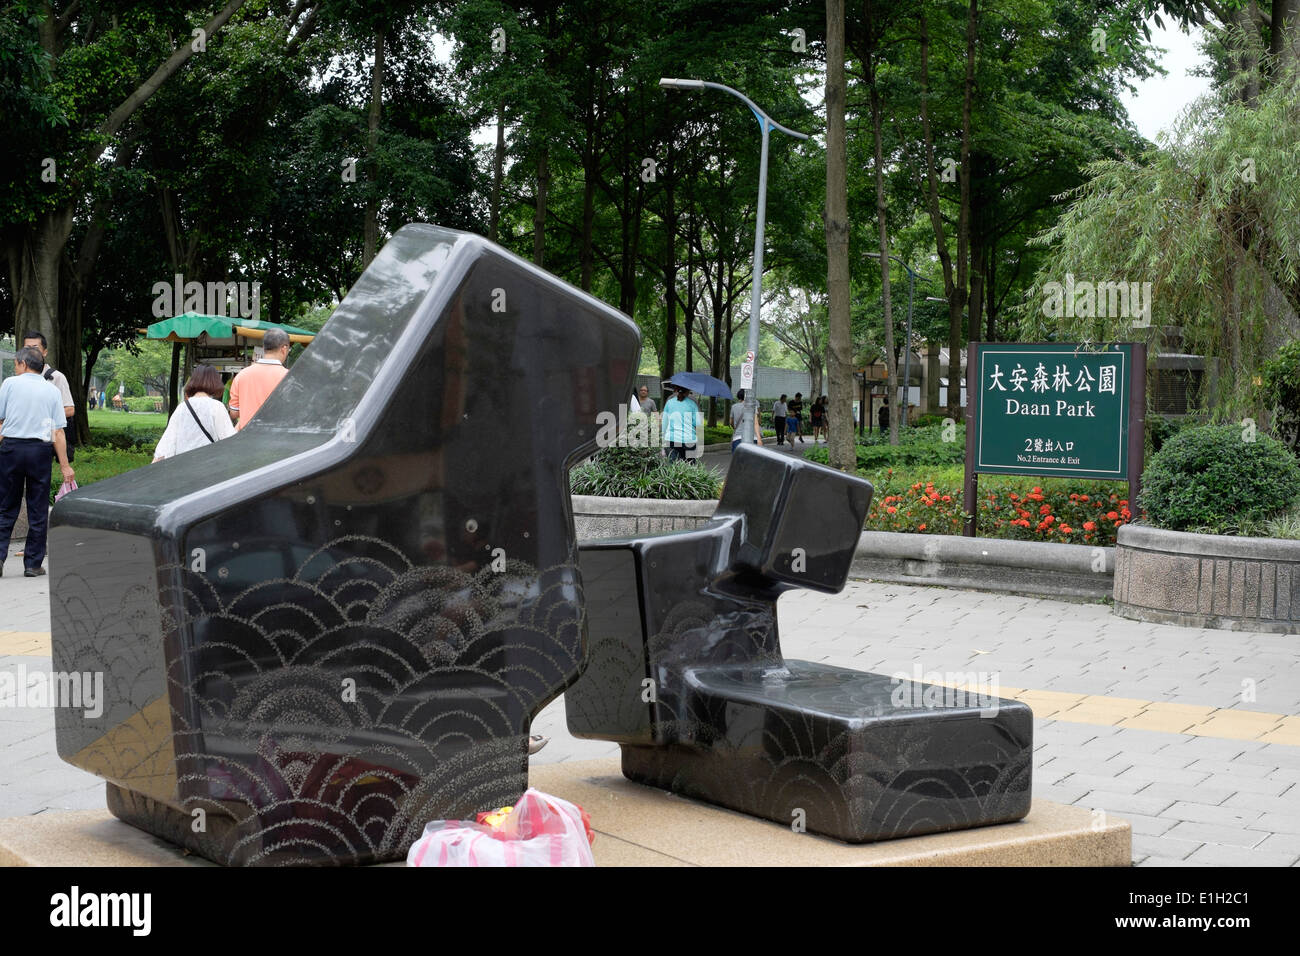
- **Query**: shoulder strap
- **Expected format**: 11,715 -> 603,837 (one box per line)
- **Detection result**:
43,367 -> 54,381
185,398 -> 216,444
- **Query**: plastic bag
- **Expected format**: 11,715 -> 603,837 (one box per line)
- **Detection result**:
407,788 -> 595,867
54,479 -> 78,503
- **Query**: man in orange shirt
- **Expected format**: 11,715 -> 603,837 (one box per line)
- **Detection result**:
229,328 -> 290,429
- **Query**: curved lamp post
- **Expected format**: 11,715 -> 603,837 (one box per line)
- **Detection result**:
660,78 -> 808,448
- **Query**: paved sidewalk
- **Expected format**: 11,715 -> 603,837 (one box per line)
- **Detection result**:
3,544 -> 1297,865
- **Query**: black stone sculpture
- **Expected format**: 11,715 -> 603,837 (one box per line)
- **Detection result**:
50,224 -> 639,865
566,445 -> 1033,841
50,223 -> 1030,865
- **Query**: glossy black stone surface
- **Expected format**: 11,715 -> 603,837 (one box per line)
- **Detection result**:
50,224 -> 639,865
566,444 -> 1033,842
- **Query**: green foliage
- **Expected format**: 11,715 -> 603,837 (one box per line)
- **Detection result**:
808,423 -> 964,469
1140,425 -> 1300,533
1145,414 -> 1194,457
570,442 -> 721,500
89,422 -> 163,452
1258,339 -> 1300,448
1019,71 -> 1300,419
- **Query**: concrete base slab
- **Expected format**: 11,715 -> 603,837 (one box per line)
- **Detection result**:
0,758 -> 1131,867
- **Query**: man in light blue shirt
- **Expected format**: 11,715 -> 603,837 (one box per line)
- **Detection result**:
0,347 -> 76,576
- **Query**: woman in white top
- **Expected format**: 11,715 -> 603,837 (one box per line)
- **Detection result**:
153,364 -> 236,462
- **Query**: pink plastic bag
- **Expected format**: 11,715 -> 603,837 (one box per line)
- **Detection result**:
54,479 -> 78,503
407,789 -> 595,867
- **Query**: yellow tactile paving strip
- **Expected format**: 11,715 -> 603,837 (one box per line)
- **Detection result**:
0,631 -> 51,657
3,629 -> 1296,746
937,680 -> 1300,746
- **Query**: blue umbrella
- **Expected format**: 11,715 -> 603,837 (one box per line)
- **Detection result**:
662,372 -> 734,399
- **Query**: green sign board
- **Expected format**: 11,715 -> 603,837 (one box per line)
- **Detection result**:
971,343 -> 1138,481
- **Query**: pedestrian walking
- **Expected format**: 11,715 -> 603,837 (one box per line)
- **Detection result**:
661,385 -> 700,462
0,346 -> 75,577
229,328 -> 291,429
729,389 -> 763,452
789,393 -> 805,443
772,394 -> 788,445
153,365 -> 237,462
810,396 -> 826,443
21,331 -> 76,463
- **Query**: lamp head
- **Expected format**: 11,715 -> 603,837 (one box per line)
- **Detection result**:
659,77 -> 705,90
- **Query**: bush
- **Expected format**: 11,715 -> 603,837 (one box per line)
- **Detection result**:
90,425 -> 163,453
809,423 -> 963,470
570,442 -> 722,499
1259,339 -> 1300,448
1140,424 -> 1300,533
1145,415 -> 1194,457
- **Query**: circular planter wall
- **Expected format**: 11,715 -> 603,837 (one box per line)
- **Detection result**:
1113,524 -> 1300,633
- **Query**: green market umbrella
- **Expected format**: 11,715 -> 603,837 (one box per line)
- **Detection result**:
144,313 -> 316,344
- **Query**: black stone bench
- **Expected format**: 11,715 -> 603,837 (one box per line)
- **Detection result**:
567,444 -> 1033,842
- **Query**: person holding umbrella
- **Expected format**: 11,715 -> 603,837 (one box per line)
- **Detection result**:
661,384 -> 701,462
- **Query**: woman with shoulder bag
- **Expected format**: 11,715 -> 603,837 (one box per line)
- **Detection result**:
153,365 -> 236,462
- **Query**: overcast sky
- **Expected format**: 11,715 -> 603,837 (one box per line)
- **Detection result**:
1119,19 -> 1213,143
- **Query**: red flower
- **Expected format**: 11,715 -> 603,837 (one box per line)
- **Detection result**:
1107,511 -> 1118,520
1039,504 -> 1052,515
1059,525 -> 1073,534
1083,521 -> 1096,531
918,523 -> 927,531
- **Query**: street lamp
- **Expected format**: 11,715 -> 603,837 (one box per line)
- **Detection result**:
660,77 -> 808,449
866,252 -> 930,430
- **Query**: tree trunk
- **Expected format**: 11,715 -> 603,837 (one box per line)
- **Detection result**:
685,207 -> 696,372
533,146 -> 549,266
1269,0 -> 1300,82
868,63 -> 898,445
950,0 -> 979,419
825,0 -> 855,470
490,103 -> 505,242
362,25 -> 386,268
985,235 -> 997,341
917,5 -> 960,415
7,207 -> 74,350
663,140 -> 679,379
968,162 -> 986,346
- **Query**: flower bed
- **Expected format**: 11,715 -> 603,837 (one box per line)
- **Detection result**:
865,471 -> 1134,546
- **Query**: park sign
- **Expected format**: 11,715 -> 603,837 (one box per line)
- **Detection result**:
963,342 -> 1146,534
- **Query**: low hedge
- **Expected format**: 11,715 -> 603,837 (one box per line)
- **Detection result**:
1140,424 -> 1300,533
570,441 -> 722,500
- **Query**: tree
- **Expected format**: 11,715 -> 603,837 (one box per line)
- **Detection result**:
825,0 -> 855,467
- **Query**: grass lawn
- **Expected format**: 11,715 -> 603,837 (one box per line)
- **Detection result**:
86,408 -> 167,432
